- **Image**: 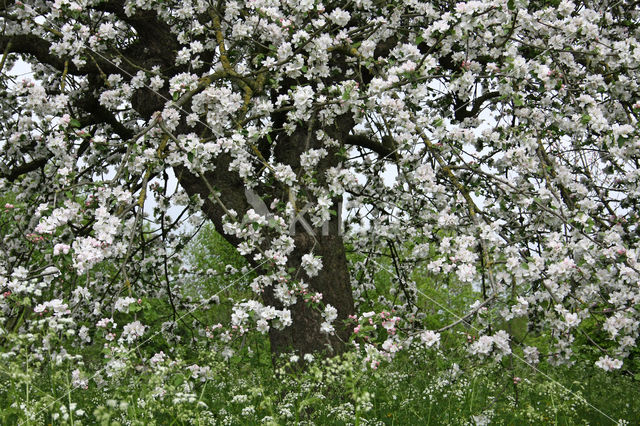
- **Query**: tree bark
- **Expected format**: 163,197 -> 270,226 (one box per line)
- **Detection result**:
263,232 -> 355,357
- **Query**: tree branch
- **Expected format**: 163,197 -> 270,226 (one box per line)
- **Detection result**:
0,33 -> 120,75
75,94 -> 134,140
454,91 -> 500,122
91,0 -> 179,68
1,157 -> 49,182
344,134 -> 396,159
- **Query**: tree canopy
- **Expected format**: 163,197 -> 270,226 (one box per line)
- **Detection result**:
1,0 -> 640,373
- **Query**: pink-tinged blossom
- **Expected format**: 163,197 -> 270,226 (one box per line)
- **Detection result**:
420,330 -> 441,348
186,364 -> 212,382
34,299 -> 69,316
114,297 -> 136,313
382,338 -> 400,354
301,253 -> 323,277
72,237 -> 107,274
53,243 -> 71,255
121,320 -> 145,343
564,312 -> 581,328
96,318 -> 115,329
523,346 -> 540,365
595,355 -> 623,371
320,322 -> 335,334
71,369 -> 88,389
150,351 -> 166,364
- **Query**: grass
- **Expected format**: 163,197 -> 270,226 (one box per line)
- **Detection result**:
1,328 -> 638,425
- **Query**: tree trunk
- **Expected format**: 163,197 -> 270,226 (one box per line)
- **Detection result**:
262,115 -> 357,357
176,157 -> 355,359
263,233 -> 355,358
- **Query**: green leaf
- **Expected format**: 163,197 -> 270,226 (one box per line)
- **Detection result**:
173,92 -> 179,101
298,397 -> 323,414
513,95 -> 524,107
507,0 -> 515,10
69,118 -> 81,128
580,114 -> 591,124
171,374 -> 185,386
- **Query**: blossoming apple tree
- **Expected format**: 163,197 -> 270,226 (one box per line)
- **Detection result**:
1,0 -> 639,371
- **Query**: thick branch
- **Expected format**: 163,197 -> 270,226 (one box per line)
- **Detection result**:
75,94 -> 134,140
0,33 -> 121,76
454,91 -> 500,122
345,134 -> 396,159
174,160 -> 250,248
0,34 -> 65,71
91,0 -> 179,68
1,157 -> 48,182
